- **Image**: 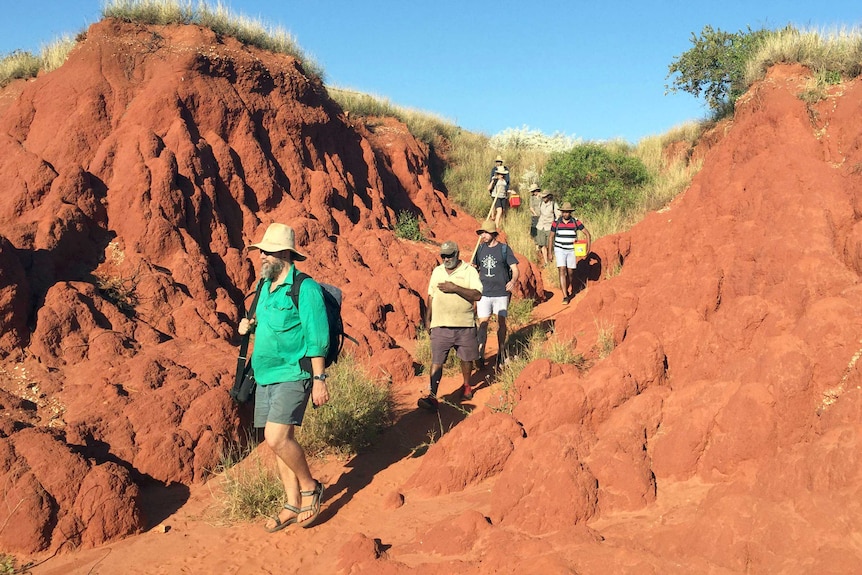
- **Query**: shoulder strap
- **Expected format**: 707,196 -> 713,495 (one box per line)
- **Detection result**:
289,267 -> 310,310
235,279 -> 264,389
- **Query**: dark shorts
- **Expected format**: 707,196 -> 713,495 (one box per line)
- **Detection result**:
493,197 -> 509,212
530,216 -> 539,238
430,326 -> 480,364
254,379 -> 312,428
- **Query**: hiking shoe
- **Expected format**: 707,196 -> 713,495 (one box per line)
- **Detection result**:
417,395 -> 439,412
461,385 -> 474,400
562,296 -> 571,305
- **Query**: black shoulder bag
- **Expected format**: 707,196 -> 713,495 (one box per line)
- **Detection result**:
229,281 -> 263,404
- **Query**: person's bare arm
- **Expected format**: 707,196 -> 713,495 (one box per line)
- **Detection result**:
437,281 -> 482,303
506,263 -> 520,293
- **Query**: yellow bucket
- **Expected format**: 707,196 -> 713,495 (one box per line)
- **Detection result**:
574,241 -> 588,257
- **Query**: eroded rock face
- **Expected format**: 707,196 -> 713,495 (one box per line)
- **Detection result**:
400,64 -> 862,572
0,19 -> 544,554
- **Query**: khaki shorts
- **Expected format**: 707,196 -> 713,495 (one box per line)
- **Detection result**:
536,229 -> 551,247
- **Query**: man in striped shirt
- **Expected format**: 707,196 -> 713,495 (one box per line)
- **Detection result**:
549,202 -> 592,304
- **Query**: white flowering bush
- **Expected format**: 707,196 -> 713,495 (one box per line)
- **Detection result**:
490,126 -> 581,153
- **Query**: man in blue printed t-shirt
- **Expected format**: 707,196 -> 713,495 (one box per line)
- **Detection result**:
472,220 -> 519,370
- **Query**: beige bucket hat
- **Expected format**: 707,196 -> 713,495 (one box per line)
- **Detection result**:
247,223 -> 307,261
476,220 -> 498,235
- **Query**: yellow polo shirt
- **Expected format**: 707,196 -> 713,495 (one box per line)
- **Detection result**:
427,262 -> 482,328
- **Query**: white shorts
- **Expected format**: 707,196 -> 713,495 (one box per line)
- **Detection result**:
554,247 -> 578,269
476,295 -> 509,319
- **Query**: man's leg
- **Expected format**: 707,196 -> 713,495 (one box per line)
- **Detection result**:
459,358 -> 473,399
558,266 -> 569,300
264,422 -> 318,525
496,314 -> 508,365
476,317 -> 490,367
566,266 -> 577,298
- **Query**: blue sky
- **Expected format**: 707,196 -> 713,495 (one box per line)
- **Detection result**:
2,1 -> 860,142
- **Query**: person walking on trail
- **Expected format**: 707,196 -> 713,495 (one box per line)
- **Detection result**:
418,240 -> 483,411
472,220 -> 519,370
489,155 -> 510,186
548,202 -> 592,304
528,183 -> 543,259
238,223 -> 328,532
488,166 -> 510,229
535,190 -> 560,266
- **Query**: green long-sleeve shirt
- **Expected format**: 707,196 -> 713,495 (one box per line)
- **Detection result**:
250,265 -> 330,385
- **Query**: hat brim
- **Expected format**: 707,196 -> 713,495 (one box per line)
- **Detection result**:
476,228 -> 498,235
248,242 -> 308,261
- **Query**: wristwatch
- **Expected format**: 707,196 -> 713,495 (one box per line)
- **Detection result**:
313,374 -> 328,381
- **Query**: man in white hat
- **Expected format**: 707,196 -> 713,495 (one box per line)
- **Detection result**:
238,222 -> 329,531
472,220 -> 519,370
418,240 -> 483,411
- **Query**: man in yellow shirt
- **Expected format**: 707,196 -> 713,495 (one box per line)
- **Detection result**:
418,241 -> 483,411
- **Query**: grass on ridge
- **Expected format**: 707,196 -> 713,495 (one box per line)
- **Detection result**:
1,0 -> 325,87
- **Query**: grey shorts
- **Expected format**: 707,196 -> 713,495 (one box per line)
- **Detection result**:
536,229 -> 551,247
254,379 -> 312,428
430,326 -> 480,364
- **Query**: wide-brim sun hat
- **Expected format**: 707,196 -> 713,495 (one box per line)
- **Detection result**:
247,223 -> 308,261
540,191 -> 552,198
476,220 -> 498,235
559,201 -> 574,212
529,183 -> 541,193
494,166 -> 509,175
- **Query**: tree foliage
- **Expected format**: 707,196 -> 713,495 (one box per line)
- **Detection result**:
667,25 -> 772,115
541,143 -> 651,215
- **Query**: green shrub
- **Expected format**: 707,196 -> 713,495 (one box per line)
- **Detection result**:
541,143 -> 651,215
298,354 -> 392,457
667,24 -> 773,116
395,211 -> 424,241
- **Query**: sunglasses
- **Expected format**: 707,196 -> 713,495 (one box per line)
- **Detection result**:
440,253 -> 457,259
260,249 -> 282,257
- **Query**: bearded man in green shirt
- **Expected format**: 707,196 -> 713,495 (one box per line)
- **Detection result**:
238,223 -> 329,532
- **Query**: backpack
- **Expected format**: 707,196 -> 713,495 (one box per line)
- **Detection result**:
289,268 -> 356,373
501,244 -> 513,282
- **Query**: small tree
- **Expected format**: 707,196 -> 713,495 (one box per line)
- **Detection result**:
541,143 -> 651,215
666,25 -> 773,116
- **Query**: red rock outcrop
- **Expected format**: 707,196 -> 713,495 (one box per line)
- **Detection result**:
0,19 -> 543,554
399,63 -> 862,572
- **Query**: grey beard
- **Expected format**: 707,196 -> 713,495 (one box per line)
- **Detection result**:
443,257 -> 460,270
261,258 -> 285,281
